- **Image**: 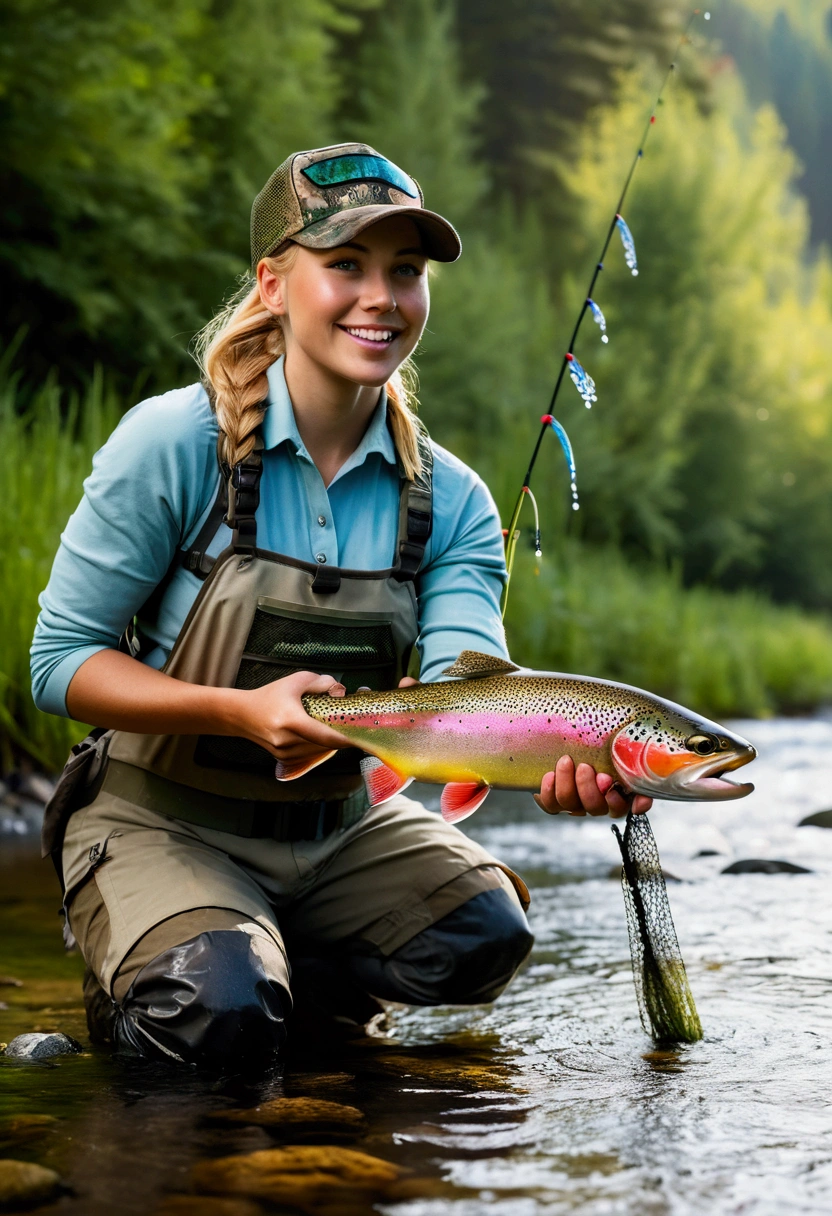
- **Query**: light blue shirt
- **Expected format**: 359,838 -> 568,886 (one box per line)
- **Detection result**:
31,358 -> 509,716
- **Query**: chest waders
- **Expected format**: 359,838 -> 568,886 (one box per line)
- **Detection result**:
99,427 -> 433,836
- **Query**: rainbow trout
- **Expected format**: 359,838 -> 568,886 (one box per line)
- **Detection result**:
278,651 -> 756,822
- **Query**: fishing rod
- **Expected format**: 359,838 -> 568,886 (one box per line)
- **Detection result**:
501,7 -> 711,615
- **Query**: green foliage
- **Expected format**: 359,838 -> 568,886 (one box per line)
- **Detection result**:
0,343 -> 120,770
551,73 -> 832,606
0,0 -> 362,386
505,545 -> 832,720
453,0 -> 690,236
716,1 -> 832,245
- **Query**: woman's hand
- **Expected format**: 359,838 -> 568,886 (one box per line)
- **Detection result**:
225,670 -> 349,761
535,756 -> 652,819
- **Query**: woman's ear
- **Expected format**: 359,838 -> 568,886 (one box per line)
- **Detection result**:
257,260 -> 287,317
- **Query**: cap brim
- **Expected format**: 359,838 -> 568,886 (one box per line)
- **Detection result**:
292,204 -> 461,262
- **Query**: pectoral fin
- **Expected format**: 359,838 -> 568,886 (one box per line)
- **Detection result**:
440,782 -> 491,823
441,651 -> 521,679
274,750 -> 337,781
361,755 -> 414,807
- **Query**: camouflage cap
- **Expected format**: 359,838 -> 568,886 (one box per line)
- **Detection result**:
250,142 -> 461,268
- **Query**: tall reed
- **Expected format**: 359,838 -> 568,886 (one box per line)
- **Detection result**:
0,350 -> 120,771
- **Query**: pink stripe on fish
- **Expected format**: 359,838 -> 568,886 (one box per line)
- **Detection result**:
329,709 -> 614,750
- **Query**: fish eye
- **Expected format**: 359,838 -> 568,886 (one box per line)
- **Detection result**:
685,733 -> 719,756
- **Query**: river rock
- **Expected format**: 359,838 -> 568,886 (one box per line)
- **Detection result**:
0,1115 -> 58,1147
721,858 -> 812,874
0,1159 -> 62,1207
156,1196 -> 264,1216
208,1098 -> 365,1136
193,1145 -> 402,1209
3,1033 -> 82,1060
798,809 -> 832,829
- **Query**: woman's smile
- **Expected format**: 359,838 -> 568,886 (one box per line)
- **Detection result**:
337,324 -> 403,349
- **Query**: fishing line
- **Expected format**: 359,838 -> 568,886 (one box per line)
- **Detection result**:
501,7 -> 711,615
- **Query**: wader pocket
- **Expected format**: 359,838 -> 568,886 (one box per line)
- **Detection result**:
194,602 -> 398,773
42,729 -> 111,882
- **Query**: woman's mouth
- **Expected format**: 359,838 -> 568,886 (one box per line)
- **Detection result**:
338,325 -> 401,350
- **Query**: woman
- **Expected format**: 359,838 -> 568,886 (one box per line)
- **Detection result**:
31,143 -> 649,1066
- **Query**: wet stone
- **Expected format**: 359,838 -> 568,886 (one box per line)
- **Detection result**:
0,1115 -> 58,1147
721,858 -> 812,874
155,1196 -> 264,1216
0,1159 -> 62,1207
193,1145 -> 403,1209
0,978 -> 22,989
3,1032 -> 82,1060
208,1098 -> 366,1137
798,809 -> 832,829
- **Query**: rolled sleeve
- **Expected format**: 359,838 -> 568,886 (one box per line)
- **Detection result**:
30,385 -> 218,716
416,443 -> 509,683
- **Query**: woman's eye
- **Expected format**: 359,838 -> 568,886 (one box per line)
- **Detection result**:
394,262 -> 422,277
329,259 -> 359,271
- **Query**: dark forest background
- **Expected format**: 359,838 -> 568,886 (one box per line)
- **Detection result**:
2,0 -> 832,763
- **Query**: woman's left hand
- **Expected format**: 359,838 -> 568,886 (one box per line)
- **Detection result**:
535,756 -> 652,819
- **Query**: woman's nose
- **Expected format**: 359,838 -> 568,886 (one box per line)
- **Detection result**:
360,274 -> 397,315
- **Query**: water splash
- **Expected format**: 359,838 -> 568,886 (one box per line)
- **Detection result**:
565,353 -> 597,408
615,214 -> 638,276
587,298 -> 609,343
541,414 -> 579,511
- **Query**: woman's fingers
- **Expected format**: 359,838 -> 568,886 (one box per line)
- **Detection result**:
537,758 -> 648,817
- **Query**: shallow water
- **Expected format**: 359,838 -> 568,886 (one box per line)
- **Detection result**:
2,715 -> 832,1215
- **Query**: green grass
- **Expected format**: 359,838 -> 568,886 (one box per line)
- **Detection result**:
3,360 -> 832,774
505,545 -> 832,720
0,352 -> 120,771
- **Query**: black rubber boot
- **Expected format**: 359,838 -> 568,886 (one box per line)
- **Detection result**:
348,887 -> 534,1005
111,929 -> 290,1066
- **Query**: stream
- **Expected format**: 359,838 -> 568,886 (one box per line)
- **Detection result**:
2,714 -> 832,1214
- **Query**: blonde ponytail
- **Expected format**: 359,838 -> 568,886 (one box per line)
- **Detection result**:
194,245 -> 424,479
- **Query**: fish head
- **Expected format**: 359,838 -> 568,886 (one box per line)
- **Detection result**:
611,705 -> 756,801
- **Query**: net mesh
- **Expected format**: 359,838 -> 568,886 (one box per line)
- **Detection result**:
612,812 -> 703,1045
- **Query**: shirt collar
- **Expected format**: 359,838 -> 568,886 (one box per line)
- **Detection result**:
263,356 -> 397,475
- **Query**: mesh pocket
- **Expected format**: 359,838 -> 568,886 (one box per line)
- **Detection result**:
244,610 -> 396,671
194,608 -> 398,772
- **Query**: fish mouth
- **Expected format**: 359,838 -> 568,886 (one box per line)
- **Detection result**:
669,746 -> 757,801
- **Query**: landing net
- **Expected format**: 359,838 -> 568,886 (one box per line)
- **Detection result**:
612,812 -> 703,1044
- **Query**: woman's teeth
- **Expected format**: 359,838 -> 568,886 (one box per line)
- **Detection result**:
344,327 -> 395,343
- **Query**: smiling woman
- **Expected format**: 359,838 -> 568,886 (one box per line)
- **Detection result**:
30,141 -> 634,1069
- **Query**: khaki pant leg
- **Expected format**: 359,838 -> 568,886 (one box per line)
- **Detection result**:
281,793 -> 530,957
62,789 -> 290,996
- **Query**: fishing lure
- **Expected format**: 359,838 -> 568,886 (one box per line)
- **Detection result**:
587,298 -> 609,342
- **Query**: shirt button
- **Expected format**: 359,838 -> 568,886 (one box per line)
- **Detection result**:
315,553 -> 327,564
317,515 -> 327,527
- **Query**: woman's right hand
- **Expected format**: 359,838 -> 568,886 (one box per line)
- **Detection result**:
225,670 -> 349,762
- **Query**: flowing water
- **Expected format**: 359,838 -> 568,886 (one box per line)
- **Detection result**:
2,715 -> 832,1215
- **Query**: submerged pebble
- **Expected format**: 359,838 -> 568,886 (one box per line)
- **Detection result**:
155,1196 -> 264,1216
3,1032 -> 82,1060
193,1145 -> 402,1207
208,1097 -> 365,1136
721,858 -> 812,875
0,1159 -> 62,1207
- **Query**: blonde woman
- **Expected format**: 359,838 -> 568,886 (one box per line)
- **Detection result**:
31,143 -> 647,1065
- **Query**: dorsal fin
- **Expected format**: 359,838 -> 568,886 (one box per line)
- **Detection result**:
441,650 -> 521,679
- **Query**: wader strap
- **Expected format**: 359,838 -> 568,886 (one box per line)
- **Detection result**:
393,430 -> 434,582
101,759 -> 368,841
225,435 -> 264,554
182,480 -> 227,579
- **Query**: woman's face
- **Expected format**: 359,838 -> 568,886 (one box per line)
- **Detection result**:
259,215 -> 429,388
